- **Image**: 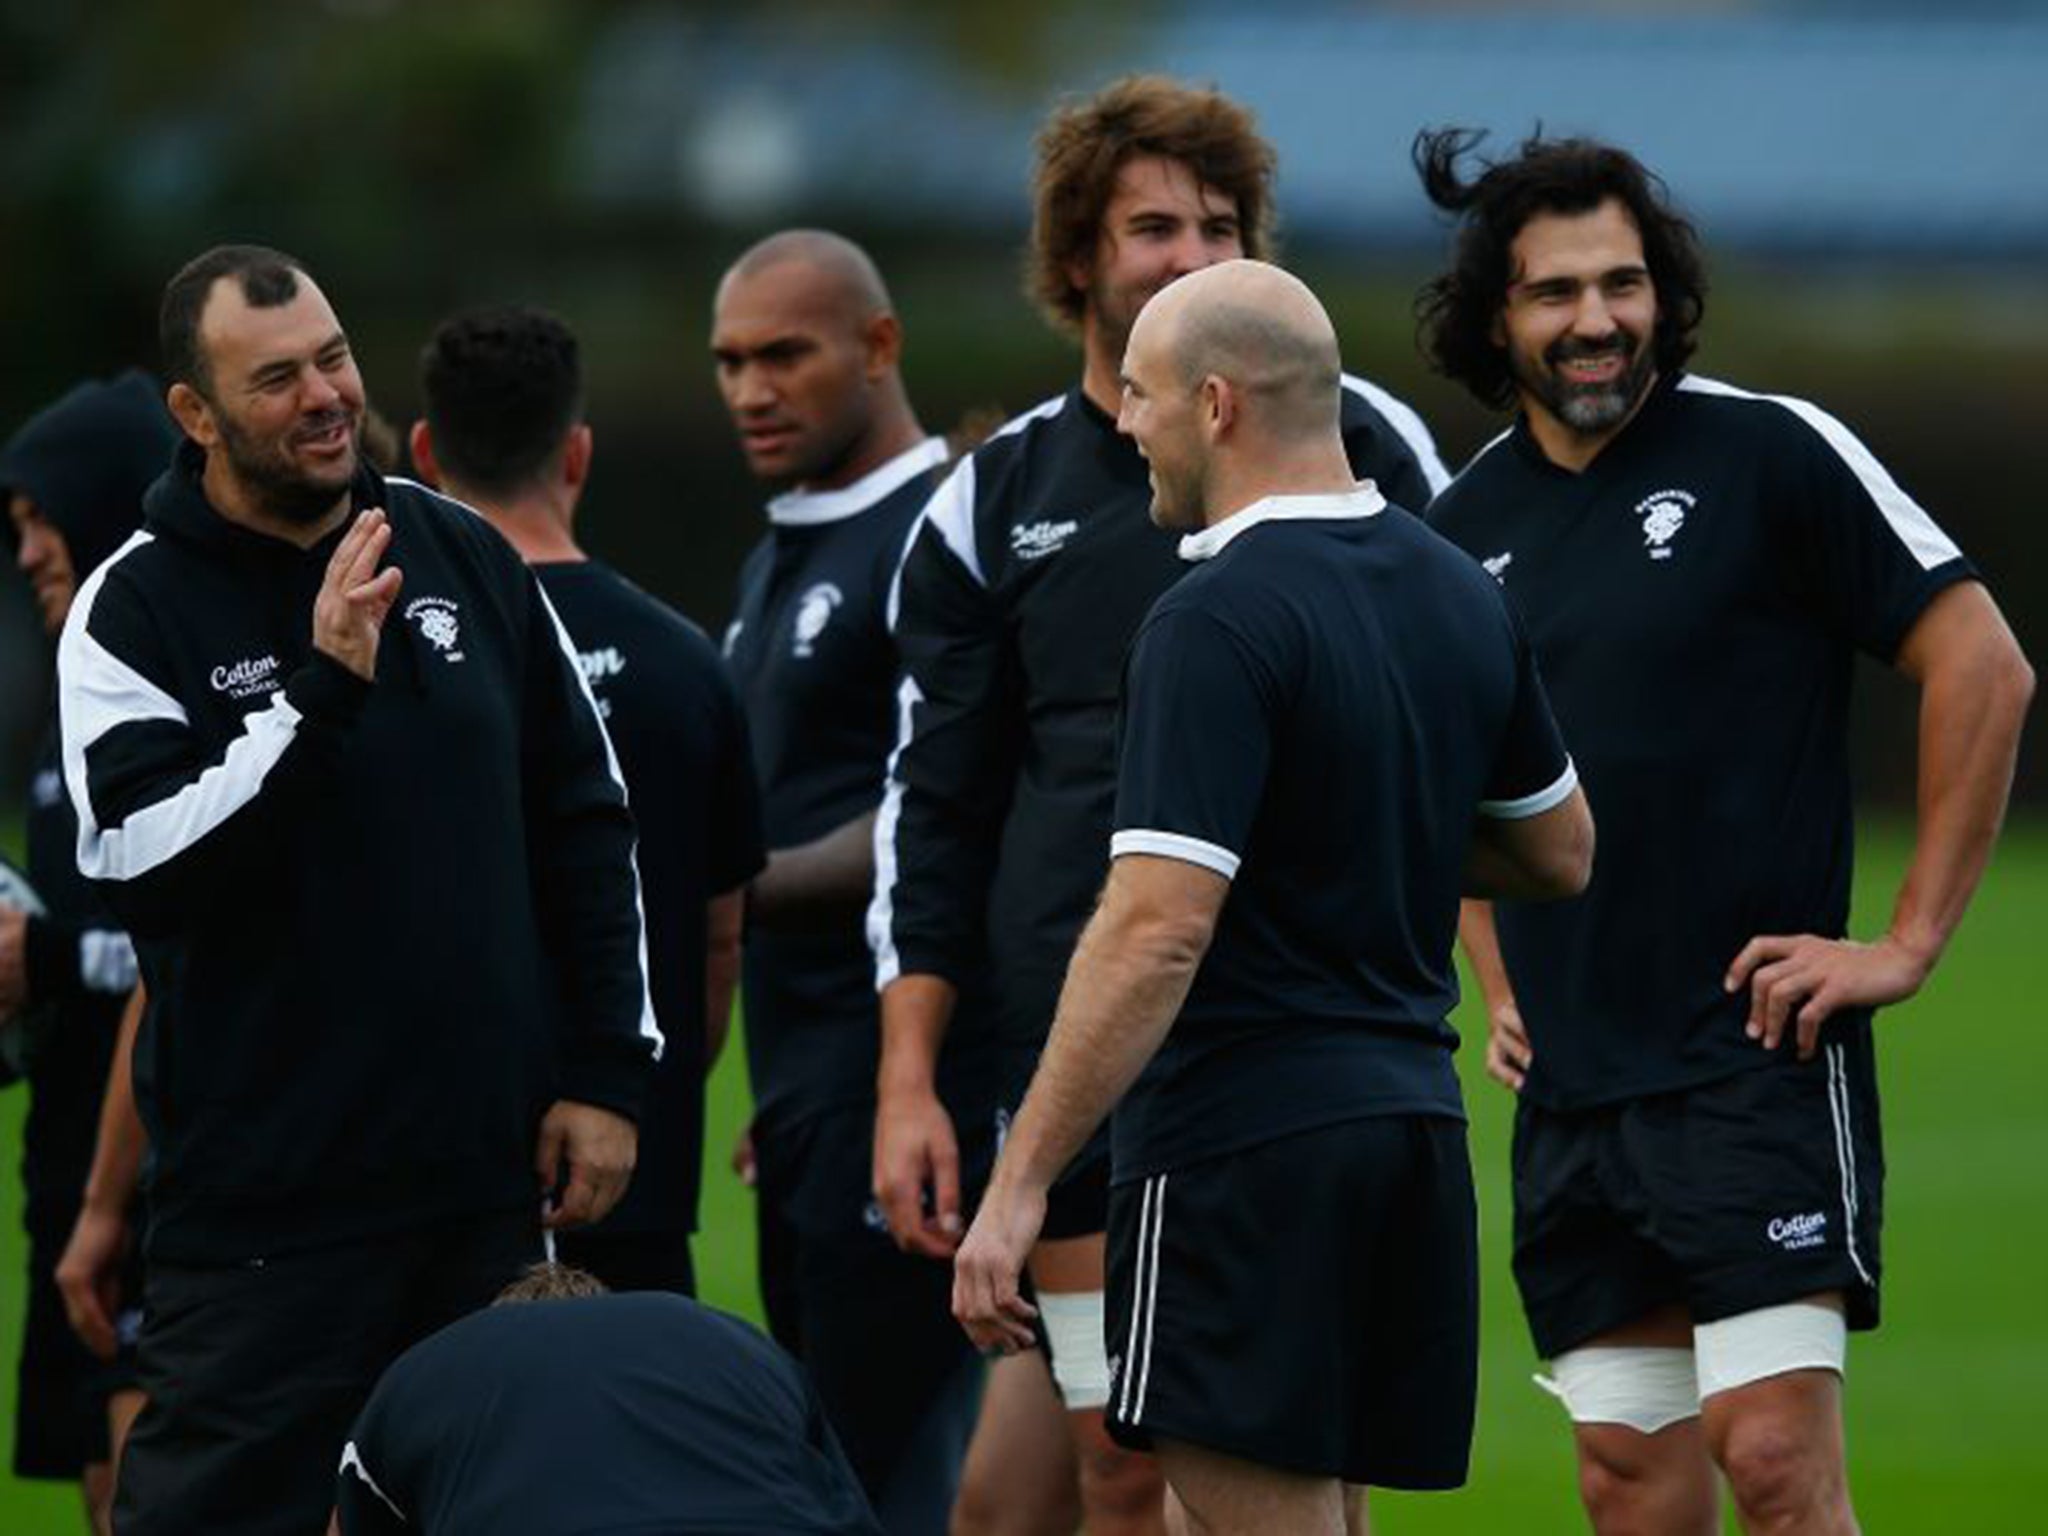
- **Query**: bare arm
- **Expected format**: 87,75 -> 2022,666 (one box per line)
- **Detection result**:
1729,582 -> 2034,1055
1459,899 -> 1535,1094
1465,785 -> 1594,902
873,972 -> 963,1258
953,855 -> 1227,1352
56,984 -> 147,1359
748,811 -> 878,931
704,888 -> 744,1067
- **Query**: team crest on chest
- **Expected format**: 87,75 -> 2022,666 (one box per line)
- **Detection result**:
791,582 -> 844,658
1633,488 -> 1695,561
404,596 -> 464,662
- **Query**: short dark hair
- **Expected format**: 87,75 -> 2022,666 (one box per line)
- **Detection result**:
418,306 -> 583,498
1413,129 -> 1708,410
1028,76 -> 1277,336
492,1262 -> 609,1306
159,245 -> 308,397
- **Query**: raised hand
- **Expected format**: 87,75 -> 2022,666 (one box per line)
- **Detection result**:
313,508 -> 403,682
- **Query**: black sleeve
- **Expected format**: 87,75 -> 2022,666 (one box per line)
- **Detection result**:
59,568 -> 367,938
705,665 -> 767,897
869,458 -> 1018,988
1781,400 -> 1977,662
1478,602 -> 1577,819
522,572 -> 660,1116
1340,378 -> 1452,512
1109,605 -> 1277,879
23,914 -> 137,1005
335,1403 -> 411,1534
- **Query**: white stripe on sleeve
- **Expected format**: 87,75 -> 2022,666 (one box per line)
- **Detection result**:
1478,760 -> 1579,821
1109,829 -> 1241,880
1342,373 -> 1452,497
866,675 -> 922,991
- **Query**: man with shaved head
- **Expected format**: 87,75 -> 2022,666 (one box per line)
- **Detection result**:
871,79 -> 1449,1536
955,261 -> 1594,1535
714,229 -> 995,1534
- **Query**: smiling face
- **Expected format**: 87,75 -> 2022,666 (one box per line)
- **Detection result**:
1117,293 -> 1209,533
1076,154 -> 1244,369
1498,197 -> 1660,449
9,492 -> 76,633
710,258 -> 882,489
177,273 -> 366,525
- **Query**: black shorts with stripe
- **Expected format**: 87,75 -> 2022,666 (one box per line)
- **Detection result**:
1512,1033 -> 1884,1361
1103,1116 -> 1477,1489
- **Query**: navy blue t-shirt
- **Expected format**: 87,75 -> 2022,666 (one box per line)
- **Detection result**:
536,561 -> 765,1232
1428,373 -> 1975,1110
1108,489 -> 1575,1182
724,439 -> 987,1133
337,1294 -> 880,1534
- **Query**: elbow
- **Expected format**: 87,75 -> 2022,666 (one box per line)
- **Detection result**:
1126,908 -> 1218,974
1536,797 -> 1596,900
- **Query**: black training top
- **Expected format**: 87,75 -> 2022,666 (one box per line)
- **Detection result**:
1107,489 -> 1575,1182
1428,373 -> 1976,1111
725,438 -> 985,1132
58,449 -> 658,1263
336,1293 -> 881,1535
873,380 -> 1450,1064
19,724 -> 137,1237
536,560 -> 765,1235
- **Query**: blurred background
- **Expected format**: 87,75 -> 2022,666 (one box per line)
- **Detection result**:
2,1 -> 2044,1528
1,0 -> 2043,805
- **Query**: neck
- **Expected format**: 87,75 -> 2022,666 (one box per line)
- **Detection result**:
805,391 -> 927,493
1198,439 -> 1361,529
1522,372 -> 1659,474
202,455 -> 350,549
1079,318 -> 1123,418
451,481 -> 585,565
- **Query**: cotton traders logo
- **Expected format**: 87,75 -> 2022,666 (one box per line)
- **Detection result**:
404,596 -> 464,662
791,582 -> 843,659
1481,551 -> 1513,583
1010,519 -> 1079,561
1634,488 -> 1695,561
1767,1210 -> 1828,1252
210,653 -> 282,699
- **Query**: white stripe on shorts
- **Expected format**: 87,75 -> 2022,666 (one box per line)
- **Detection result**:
1115,1174 -> 1168,1424
1824,1044 -> 1875,1288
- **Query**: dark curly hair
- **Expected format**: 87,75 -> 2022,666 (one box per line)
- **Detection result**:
1413,128 -> 1707,410
1027,75 -> 1278,336
418,305 -> 582,498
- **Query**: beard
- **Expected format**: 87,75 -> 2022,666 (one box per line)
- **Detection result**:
216,407 -> 360,526
1518,330 -> 1656,437
1144,447 -> 1209,533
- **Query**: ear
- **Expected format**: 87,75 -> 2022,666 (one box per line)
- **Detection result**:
407,420 -> 440,487
561,423 -> 594,490
863,312 -> 902,378
1201,375 -> 1235,440
166,382 -> 218,449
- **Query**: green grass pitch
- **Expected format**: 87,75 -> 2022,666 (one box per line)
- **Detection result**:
2,819 -> 2042,1530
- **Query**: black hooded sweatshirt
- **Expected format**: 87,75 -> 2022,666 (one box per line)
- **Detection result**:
0,369 -> 174,1234
54,442 -> 657,1263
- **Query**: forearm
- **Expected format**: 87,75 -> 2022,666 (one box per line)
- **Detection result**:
82,986 -> 147,1214
993,901 -> 1207,1199
704,889 -> 744,1066
748,811 -> 877,929
878,973 -> 957,1097
1458,900 -> 1516,1010
1887,628 -> 2034,968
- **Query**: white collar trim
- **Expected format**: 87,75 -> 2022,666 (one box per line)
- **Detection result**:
766,437 -> 950,527
1177,483 -> 1386,562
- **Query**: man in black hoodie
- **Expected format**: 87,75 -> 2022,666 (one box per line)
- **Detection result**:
54,245 -> 659,1535
2,369 -> 173,1530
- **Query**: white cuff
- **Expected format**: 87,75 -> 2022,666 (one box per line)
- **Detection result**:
1110,829 -> 1240,880
1480,759 -> 1578,820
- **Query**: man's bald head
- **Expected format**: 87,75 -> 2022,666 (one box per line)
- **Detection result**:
1135,260 -> 1342,441
717,229 -> 893,323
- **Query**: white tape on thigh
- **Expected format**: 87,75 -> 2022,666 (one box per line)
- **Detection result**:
1536,1347 -> 1700,1434
1694,1302 -> 1846,1401
1038,1290 -> 1111,1411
